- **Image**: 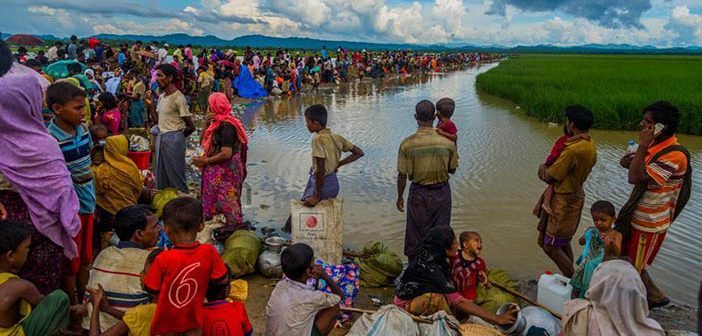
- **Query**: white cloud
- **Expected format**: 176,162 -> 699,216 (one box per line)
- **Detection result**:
666,5 -> 702,44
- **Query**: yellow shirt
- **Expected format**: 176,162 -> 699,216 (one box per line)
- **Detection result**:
122,303 -> 156,336
198,71 -> 213,89
547,138 -> 597,193
0,273 -> 30,336
311,129 -> 354,176
397,127 -> 458,185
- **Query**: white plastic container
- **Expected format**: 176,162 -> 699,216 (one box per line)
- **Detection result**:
537,272 -> 572,316
626,139 -> 639,155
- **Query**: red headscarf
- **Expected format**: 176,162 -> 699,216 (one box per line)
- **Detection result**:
201,93 -> 249,177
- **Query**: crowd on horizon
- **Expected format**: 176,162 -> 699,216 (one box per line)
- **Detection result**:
0,32 -> 699,336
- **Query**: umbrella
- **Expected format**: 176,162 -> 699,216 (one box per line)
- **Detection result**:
6,34 -> 44,46
45,60 -> 88,79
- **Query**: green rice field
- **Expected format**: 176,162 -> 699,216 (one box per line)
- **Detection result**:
476,54 -> 702,134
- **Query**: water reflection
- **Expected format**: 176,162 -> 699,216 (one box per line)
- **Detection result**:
241,64 -> 701,305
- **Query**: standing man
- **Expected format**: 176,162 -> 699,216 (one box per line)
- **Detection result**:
537,105 -> 596,278
618,101 -> 691,308
67,35 -> 78,60
147,64 -> 195,192
396,100 -> 458,260
158,44 -> 169,64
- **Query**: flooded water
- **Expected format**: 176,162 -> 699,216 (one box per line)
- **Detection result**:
240,64 -> 702,305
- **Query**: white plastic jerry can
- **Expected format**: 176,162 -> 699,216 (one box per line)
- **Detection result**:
537,271 -> 573,316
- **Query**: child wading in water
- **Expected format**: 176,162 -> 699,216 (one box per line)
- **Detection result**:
449,231 -> 489,302
533,125 -> 589,216
570,201 -> 622,298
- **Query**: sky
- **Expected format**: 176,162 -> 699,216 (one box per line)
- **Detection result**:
2,0 -> 702,47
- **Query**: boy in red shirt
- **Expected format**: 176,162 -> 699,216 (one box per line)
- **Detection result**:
449,231 -> 489,301
202,269 -> 253,336
144,197 -> 228,336
435,98 -> 458,142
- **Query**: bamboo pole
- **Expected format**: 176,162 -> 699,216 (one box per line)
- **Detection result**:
489,280 -> 562,320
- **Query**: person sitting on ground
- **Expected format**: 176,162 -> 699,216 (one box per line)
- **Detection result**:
143,197 -> 228,336
570,201 -> 621,298
0,220 -> 75,336
283,104 -> 364,232
202,267 -> 253,336
561,259 -> 665,335
450,231 -> 489,302
394,226 -> 517,325
435,97 -> 458,142
265,243 -> 344,336
91,135 -> 146,251
87,249 -> 162,336
82,205 -> 160,333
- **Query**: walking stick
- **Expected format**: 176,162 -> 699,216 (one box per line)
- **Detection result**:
488,280 -> 562,320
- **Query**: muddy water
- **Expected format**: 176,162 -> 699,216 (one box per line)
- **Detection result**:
239,64 -> 701,305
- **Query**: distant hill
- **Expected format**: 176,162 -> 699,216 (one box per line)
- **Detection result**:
3,32 -> 702,54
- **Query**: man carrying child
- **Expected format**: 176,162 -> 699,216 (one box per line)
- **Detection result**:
397,100 -> 458,260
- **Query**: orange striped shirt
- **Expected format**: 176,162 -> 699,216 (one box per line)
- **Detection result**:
632,136 -> 688,233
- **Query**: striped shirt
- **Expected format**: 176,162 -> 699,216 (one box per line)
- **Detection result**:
47,119 -> 96,214
398,127 -> 458,185
632,136 -> 688,233
82,244 -> 152,332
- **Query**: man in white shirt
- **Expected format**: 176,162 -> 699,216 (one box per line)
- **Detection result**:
158,44 -> 169,64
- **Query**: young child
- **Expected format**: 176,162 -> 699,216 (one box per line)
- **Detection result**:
202,268 -> 253,336
88,249 -> 163,336
265,243 -> 343,336
0,220 -> 73,336
435,97 -> 458,142
97,92 -> 122,135
143,197 -> 228,336
534,125 -> 589,216
46,82 -> 96,306
449,231 -> 489,301
570,201 -> 622,298
284,105 -> 364,232
90,124 -> 109,165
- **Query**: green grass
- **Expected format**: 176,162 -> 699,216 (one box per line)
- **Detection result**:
476,54 -> 702,134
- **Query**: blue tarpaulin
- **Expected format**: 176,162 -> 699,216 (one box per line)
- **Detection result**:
234,66 -> 267,99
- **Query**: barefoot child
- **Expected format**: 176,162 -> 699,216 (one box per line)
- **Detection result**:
570,201 -> 622,298
449,231 -> 489,301
0,220 -> 73,336
265,243 -> 343,336
435,97 -> 458,142
46,82 -> 96,306
284,104 -> 364,232
143,197 -> 228,336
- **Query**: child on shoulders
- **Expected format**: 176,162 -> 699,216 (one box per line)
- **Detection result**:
449,231 -> 489,301
265,243 -> 344,336
571,201 -> 622,298
435,97 -> 458,142
0,220 -> 77,336
143,197 -> 228,336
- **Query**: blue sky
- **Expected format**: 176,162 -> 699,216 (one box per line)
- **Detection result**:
2,0 -> 702,46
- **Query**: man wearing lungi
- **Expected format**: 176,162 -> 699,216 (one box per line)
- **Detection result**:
150,63 -> 195,192
397,100 -> 459,260
536,105 -> 596,278
618,101 -> 691,308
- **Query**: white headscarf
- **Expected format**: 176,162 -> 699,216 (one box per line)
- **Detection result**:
562,260 -> 665,336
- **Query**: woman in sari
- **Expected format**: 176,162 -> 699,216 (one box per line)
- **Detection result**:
394,226 -> 516,325
193,92 -> 249,230
0,41 -> 81,294
562,260 -> 665,335
91,135 -> 145,251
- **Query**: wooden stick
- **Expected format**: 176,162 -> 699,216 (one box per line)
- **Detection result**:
489,280 -> 562,320
341,307 -> 434,324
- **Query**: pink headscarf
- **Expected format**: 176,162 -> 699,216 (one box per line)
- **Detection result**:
201,93 -> 249,177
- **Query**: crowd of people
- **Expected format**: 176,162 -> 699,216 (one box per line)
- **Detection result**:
0,32 -> 699,336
